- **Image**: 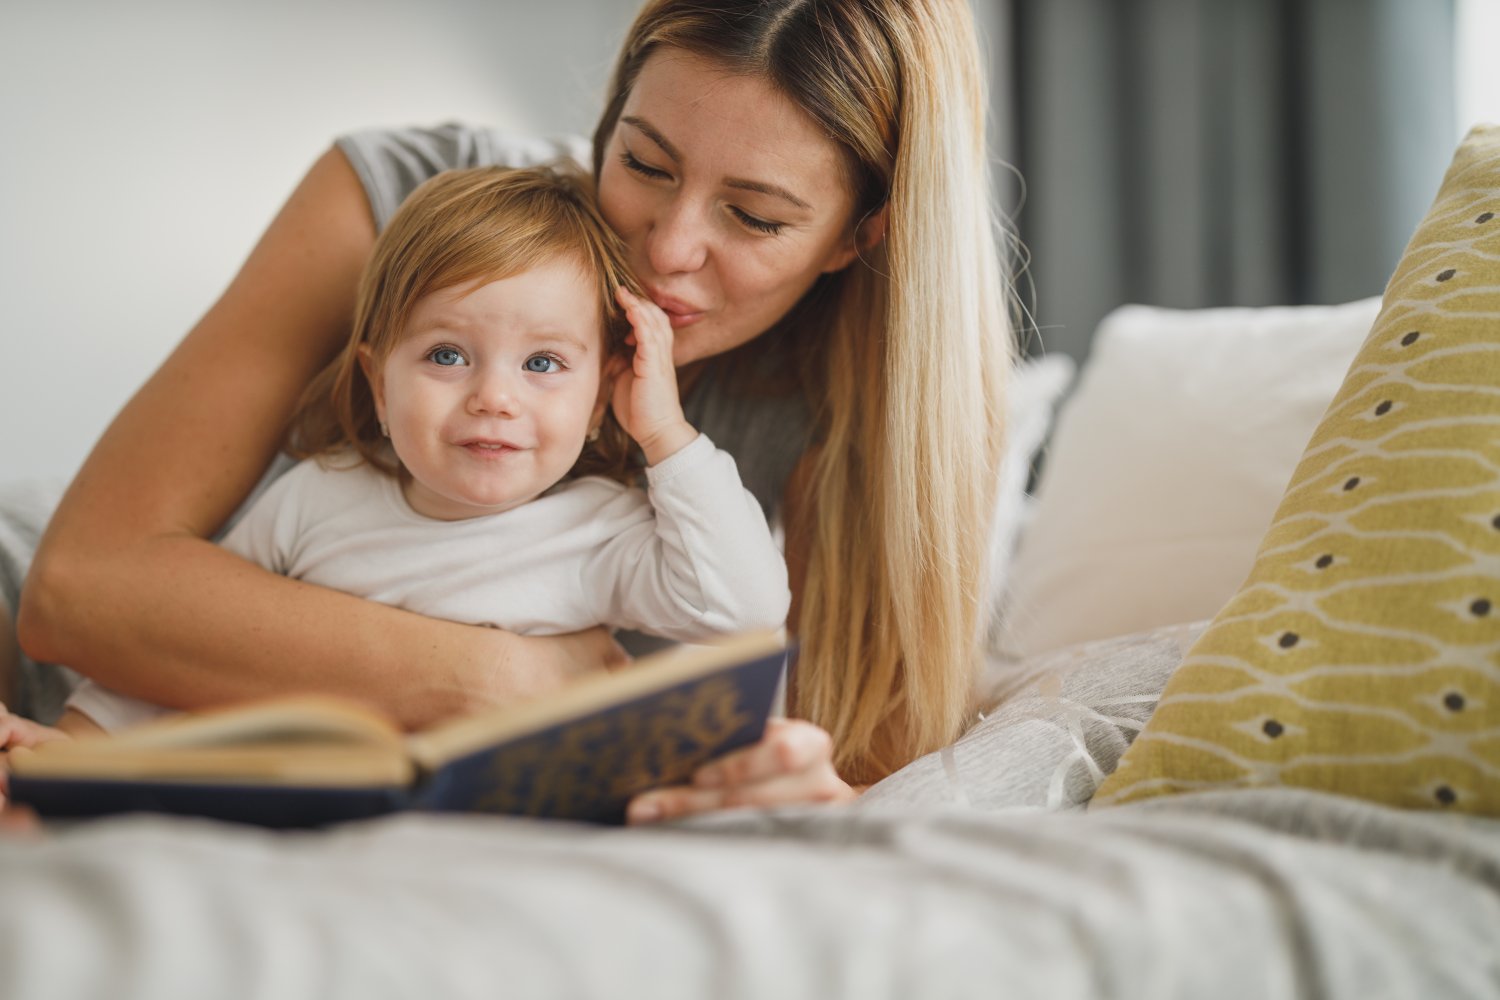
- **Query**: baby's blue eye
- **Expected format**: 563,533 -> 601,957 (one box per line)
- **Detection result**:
525,355 -> 561,373
429,347 -> 466,367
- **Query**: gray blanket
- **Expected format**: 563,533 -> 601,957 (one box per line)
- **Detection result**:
1,789 -> 1496,999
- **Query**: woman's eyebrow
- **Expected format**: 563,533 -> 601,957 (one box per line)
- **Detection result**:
622,116 -> 682,162
621,115 -> 813,212
724,177 -> 810,211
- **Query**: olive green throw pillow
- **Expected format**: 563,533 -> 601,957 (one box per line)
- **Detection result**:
1094,126 -> 1500,816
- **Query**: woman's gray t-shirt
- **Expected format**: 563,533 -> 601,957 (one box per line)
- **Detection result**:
335,123 -> 812,523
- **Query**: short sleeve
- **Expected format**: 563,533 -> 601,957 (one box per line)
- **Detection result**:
335,123 -> 591,232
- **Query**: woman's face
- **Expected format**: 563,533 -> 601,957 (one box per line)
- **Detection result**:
597,48 -> 862,366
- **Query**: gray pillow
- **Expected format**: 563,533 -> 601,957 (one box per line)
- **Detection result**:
862,620 -> 1208,812
0,477 -> 79,722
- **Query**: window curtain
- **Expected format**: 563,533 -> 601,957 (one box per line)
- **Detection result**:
989,0 -> 1458,361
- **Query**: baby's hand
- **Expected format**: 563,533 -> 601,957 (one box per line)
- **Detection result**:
611,288 -> 697,466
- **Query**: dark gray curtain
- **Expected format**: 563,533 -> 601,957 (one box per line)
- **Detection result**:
992,0 -> 1457,362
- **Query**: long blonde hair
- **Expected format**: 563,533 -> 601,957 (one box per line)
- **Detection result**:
290,165 -> 641,485
596,0 -> 1011,783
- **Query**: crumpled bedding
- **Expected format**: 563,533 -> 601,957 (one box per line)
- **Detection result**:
3,488 -> 1497,999
1,789 -> 1496,1000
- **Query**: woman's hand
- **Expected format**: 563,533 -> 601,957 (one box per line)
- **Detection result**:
0,705 -> 70,752
444,626 -> 629,719
625,718 -> 859,824
610,288 -> 696,466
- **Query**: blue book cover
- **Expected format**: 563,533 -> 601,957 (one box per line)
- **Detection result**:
8,633 -> 789,829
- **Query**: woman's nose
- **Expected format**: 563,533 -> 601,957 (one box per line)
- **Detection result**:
645,197 -> 709,275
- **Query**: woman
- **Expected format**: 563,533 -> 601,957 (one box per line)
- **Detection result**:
14,0 -> 1010,818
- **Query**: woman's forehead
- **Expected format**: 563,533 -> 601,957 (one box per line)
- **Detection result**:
622,48 -> 854,208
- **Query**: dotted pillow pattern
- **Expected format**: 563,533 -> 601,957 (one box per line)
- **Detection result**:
1093,126 -> 1500,816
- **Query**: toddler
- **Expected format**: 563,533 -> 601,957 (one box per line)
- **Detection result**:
1,164 -> 789,759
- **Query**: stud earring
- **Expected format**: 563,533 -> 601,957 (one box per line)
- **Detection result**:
379,421 -> 390,438
586,426 -> 601,443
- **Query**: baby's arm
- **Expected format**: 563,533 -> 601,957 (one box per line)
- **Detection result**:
609,288 -> 698,466
594,291 -> 790,639
588,439 -> 791,641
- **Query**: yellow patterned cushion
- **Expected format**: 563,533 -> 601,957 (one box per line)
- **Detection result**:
1093,126 -> 1500,816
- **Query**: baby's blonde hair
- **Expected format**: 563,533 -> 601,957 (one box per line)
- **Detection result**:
290,165 -> 640,484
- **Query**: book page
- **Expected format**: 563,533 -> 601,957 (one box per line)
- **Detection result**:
9,696 -> 414,788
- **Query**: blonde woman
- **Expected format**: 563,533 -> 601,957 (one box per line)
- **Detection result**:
13,0 -> 1010,820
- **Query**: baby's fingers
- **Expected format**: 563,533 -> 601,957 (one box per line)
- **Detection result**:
617,289 -> 673,353
616,286 -> 669,327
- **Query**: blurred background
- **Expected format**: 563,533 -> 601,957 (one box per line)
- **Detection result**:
1,0 -> 1494,482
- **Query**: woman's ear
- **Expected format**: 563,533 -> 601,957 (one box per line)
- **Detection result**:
823,203 -> 889,273
356,345 -> 387,428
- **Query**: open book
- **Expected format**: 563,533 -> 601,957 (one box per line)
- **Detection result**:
8,632 -> 788,828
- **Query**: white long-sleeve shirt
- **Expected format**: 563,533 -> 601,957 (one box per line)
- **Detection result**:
69,434 -> 790,731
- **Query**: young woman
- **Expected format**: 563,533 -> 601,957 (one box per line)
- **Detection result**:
14,0 -> 1010,820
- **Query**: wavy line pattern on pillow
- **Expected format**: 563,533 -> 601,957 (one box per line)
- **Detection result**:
1094,125 -> 1500,816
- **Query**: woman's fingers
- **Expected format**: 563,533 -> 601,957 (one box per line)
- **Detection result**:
627,768 -> 853,824
693,718 -> 832,789
624,719 -> 856,824
0,713 -> 64,751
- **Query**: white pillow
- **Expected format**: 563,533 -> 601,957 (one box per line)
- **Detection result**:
998,297 -> 1382,658
988,354 -> 1076,612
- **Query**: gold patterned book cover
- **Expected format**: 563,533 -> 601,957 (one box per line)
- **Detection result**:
8,632 -> 788,827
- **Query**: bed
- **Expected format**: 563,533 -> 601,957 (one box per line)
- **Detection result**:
2,625 -> 1496,999
3,129 -> 1499,999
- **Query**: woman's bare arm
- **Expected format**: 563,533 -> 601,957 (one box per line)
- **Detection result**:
17,146 -> 617,729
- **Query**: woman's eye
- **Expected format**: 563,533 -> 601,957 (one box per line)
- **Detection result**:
524,354 -> 562,374
619,150 -> 671,181
730,206 -> 785,236
428,346 -> 467,367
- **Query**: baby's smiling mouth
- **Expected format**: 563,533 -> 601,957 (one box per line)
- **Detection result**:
456,437 -> 525,454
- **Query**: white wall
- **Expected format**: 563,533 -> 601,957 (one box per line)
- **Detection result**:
1457,0 -> 1500,139
0,0 -> 637,482
1,2 -> 1474,484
